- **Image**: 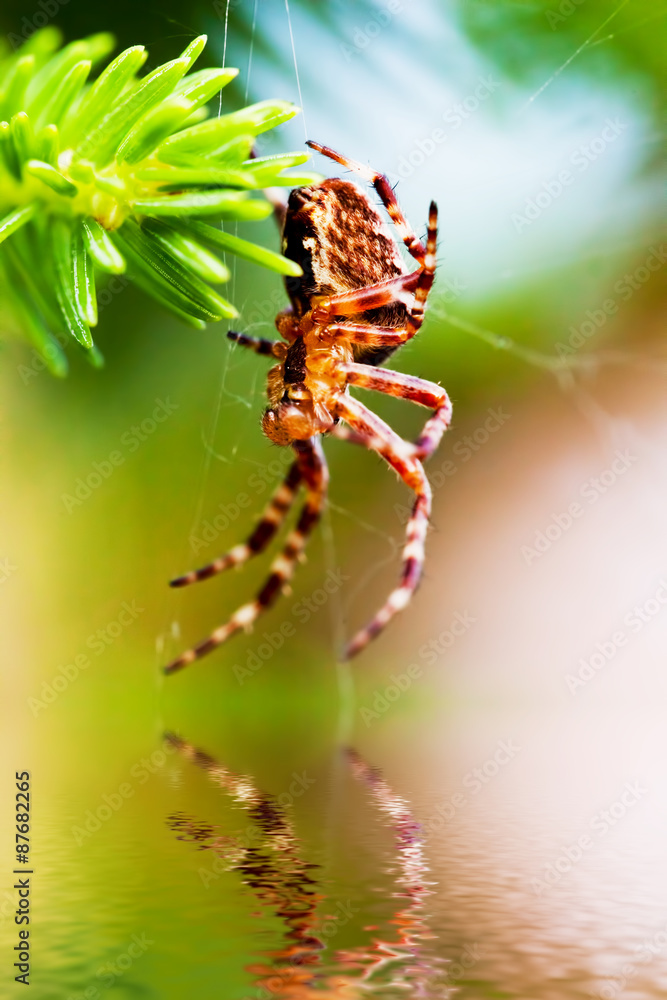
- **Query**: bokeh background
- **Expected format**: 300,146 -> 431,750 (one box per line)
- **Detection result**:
1,0 -> 666,997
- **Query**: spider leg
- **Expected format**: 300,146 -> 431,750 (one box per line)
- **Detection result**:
307,140 -> 426,265
323,322 -> 412,349
327,423 -> 369,448
333,394 -> 432,660
170,460 -> 303,588
310,270 -> 421,326
164,438 -> 328,675
227,331 -> 286,358
342,362 -> 452,462
408,201 -> 437,336
310,203 -> 437,334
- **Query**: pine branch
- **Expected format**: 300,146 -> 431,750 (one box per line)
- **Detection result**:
0,28 -> 318,376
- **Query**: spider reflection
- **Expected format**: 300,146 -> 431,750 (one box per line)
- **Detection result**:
165,734 -> 445,998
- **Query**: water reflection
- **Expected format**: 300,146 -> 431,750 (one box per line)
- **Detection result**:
339,749 -> 442,996
165,735 -> 445,998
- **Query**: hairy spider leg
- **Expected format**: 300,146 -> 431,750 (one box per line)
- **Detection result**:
326,424 -> 369,448
227,330 -> 286,357
333,395 -> 432,660
310,270 -> 422,327
407,201 -> 438,336
164,438 -> 328,674
342,362 -> 453,462
307,140 -> 427,265
323,322 -> 413,349
170,461 -> 303,588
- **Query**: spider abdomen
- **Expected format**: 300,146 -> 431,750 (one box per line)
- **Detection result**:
282,178 -> 411,368
283,179 -> 407,313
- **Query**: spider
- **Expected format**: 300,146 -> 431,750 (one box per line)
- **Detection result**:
164,141 -> 452,675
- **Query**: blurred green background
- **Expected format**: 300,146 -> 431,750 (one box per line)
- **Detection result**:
1,1 -> 666,997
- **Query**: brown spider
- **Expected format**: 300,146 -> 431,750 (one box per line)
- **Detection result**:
164,141 -> 452,675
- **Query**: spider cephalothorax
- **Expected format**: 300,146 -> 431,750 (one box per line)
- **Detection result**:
165,142 -> 452,675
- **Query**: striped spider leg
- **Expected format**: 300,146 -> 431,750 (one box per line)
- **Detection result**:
306,140 -> 429,265
342,363 -> 453,462
164,436 -> 328,674
330,363 -> 452,661
332,394 -> 433,660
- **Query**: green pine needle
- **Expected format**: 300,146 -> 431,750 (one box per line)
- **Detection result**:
0,30 -> 315,376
